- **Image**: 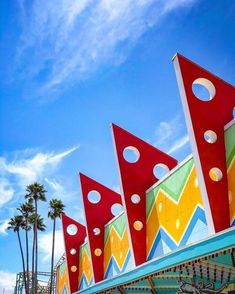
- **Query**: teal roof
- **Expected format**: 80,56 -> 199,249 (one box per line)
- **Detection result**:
77,227 -> 235,294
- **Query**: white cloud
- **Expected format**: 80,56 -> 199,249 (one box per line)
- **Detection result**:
162,0 -> 197,13
45,178 -> 65,195
154,115 -> 190,156
0,145 -> 79,189
44,177 -> 82,205
0,145 -> 79,211
16,0 -> 198,99
47,145 -> 79,163
0,179 -> 14,208
167,134 -> 189,154
154,121 -> 175,147
0,219 -> 10,235
38,230 -> 64,263
0,270 -> 16,292
44,178 -> 68,202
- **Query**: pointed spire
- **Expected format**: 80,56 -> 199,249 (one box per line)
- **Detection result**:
61,214 -> 86,293
173,53 -> 234,232
111,123 -> 177,265
79,173 -> 122,282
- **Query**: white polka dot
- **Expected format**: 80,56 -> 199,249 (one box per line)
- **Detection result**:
194,177 -> 198,188
158,202 -> 162,212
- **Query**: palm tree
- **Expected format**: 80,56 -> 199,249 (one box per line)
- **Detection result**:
8,216 -> 28,293
28,213 -> 46,293
25,183 -> 47,293
17,202 -> 34,293
48,199 -> 65,294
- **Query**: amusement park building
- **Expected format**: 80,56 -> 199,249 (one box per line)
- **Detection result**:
56,54 -> 235,294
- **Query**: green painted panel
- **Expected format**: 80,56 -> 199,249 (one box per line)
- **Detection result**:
79,242 -> 90,259
59,261 -> 66,276
104,212 -> 126,244
225,122 -> 235,167
147,158 -> 194,217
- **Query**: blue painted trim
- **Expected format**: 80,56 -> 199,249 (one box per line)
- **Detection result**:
75,227 -> 235,294
179,206 -> 207,246
104,251 -> 131,279
148,206 -> 207,260
78,275 -> 93,291
148,229 -> 177,260
62,285 -> 69,294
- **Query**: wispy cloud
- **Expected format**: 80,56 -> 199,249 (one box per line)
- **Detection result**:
0,179 -> 14,209
0,145 -> 79,274
0,219 -> 10,235
0,145 -> 79,208
47,145 -> 79,163
16,0 -> 197,100
167,135 -> 189,154
38,230 -> 64,263
154,115 -> 190,157
44,178 -> 65,196
44,177 -> 79,203
0,270 -> 16,292
0,145 -> 79,188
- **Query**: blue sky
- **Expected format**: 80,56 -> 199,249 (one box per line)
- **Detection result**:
0,0 -> 235,292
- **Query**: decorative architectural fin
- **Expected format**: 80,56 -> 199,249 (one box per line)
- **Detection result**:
61,214 -> 86,293
79,173 -> 122,282
111,123 -> 178,265
173,53 -> 235,233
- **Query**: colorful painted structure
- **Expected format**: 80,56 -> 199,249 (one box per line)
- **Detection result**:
56,54 -> 235,294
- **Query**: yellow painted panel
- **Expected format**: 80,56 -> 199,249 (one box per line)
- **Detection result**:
104,227 -> 129,273
147,166 -> 204,255
56,262 -> 69,294
228,157 -> 235,225
78,247 -> 93,286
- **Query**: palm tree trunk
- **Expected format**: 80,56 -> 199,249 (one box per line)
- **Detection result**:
25,221 -> 29,294
35,200 -> 38,293
31,224 -> 35,293
49,219 -> 56,294
17,231 -> 27,293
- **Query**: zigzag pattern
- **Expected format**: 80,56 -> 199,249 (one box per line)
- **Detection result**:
225,123 -> 235,227
79,275 -> 94,291
56,261 -> 69,294
147,206 -> 208,260
147,158 -> 194,215
104,213 -> 133,278
104,213 -> 126,244
147,158 -> 208,259
78,243 -> 93,289
104,251 -> 132,279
